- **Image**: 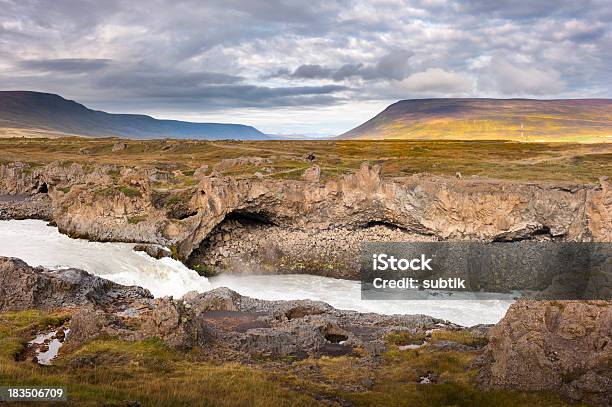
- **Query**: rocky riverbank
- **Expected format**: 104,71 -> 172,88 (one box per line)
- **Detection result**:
1,256 -> 609,406
1,160 -> 610,278
0,256 -> 459,356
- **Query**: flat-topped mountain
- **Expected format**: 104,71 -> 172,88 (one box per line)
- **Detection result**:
340,98 -> 612,142
0,91 -> 266,140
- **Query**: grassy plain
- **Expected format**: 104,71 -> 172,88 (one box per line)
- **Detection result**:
0,310 -> 579,407
0,137 -> 610,184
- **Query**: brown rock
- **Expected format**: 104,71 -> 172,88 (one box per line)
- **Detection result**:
476,300 -> 612,406
112,142 -> 127,152
302,165 -> 321,183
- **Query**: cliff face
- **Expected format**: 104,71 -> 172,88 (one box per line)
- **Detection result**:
0,161 -> 610,277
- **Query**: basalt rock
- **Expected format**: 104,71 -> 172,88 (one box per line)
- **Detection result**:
0,193 -> 52,220
476,300 -> 612,407
0,161 -> 610,279
133,244 -> 171,259
0,257 -> 447,356
302,165 -> 321,182
0,256 -> 151,312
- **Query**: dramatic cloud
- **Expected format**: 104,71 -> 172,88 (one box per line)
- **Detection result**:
397,68 -> 474,94
287,49 -> 414,81
0,0 -> 610,134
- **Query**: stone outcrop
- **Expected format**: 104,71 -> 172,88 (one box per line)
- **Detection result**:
0,193 -> 52,220
0,257 -> 151,311
133,243 -> 171,259
111,141 -> 127,152
2,255 -> 610,406
476,300 -> 612,407
302,165 -> 321,182
0,161 -> 610,278
0,256 -> 449,355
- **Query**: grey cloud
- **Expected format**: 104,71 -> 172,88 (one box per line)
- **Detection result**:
19,58 -> 112,73
292,64 -> 334,79
96,68 -> 243,88
373,49 -> 414,81
481,58 -> 565,95
458,0 -> 596,19
289,49 -> 413,81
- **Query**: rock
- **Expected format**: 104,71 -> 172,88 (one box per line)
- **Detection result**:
112,142 -> 127,152
0,259 -> 455,359
0,257 -> 152,312
133,244 -> 171,259
193,165 -> 209,178
0,193 -> 52,221
215,157 -> 271,171
476,300 -> 612,407
302,165 -> 321,183
68,307 -> 117,347
304,153 -> 316,161
136,298 -> 199,349
2,161 -> 609,274
79,147 -> 91,155
183,288 -> 242,312
431,340 -> 473,352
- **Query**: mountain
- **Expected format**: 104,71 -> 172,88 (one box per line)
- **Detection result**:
339,98 -> 612,142
0,91 -> 267,140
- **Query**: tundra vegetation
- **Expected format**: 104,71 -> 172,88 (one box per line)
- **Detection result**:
0,137 -> 610,184
0,310 -> 577,407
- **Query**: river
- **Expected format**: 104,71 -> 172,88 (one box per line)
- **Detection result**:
0,219 -> 512,326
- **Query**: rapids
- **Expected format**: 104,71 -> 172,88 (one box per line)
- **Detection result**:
0,219 -> 512,326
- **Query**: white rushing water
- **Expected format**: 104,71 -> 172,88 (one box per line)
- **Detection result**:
0,219 -> 512,326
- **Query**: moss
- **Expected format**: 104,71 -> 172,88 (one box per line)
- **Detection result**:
127,215 -> 147,224
192,263 -> 216,277
57,186 -> 72,194
0,305 -> 587,407
430,330 -> 489,347
169,244 -> 180,260
386,331 -> 426,346
0,313 -> 317,406
118,185 -> 142,198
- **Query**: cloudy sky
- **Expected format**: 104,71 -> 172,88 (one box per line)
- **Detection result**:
1,0 -> 611,135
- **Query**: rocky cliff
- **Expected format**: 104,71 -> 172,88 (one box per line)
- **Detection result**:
0,161 -> 610,278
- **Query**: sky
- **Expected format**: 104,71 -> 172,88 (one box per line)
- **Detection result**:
1,0 -> 611,135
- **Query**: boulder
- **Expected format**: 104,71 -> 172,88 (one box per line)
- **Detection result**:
0,256 -> 151,311
476,300 -> 612,407
112,142 -> 127,152
302,165 -> 321,183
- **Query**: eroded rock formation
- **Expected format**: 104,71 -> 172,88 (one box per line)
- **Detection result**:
0,256 -> 452,355
0,161 -> 609,278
